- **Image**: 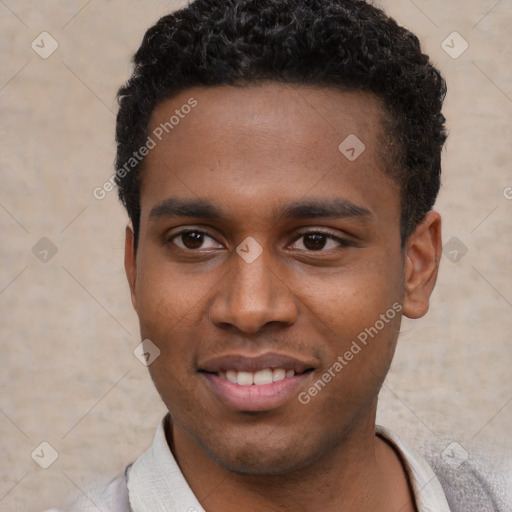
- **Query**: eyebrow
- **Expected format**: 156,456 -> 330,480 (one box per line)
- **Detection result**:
149,196 -> 372,222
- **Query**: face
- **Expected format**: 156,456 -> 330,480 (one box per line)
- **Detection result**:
125,83 -> 440,476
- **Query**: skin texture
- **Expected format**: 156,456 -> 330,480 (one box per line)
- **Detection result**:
125,83 -> 442,511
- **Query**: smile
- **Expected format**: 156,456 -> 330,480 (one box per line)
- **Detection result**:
198,352 -> 316,412
218,368 -> 296,386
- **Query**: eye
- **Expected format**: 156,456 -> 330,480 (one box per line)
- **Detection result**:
167,229 -> 352,253
168,230 -> 222,251
289,231 -> 350,252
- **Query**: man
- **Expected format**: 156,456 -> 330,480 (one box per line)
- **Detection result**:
48,0 -> 504,510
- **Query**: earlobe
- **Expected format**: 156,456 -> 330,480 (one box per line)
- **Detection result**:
402,211 -> 442,319
124,223 -> 138,312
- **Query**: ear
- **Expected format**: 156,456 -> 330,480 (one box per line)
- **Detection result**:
124,223 -> 138,312
402,210 -> 442,319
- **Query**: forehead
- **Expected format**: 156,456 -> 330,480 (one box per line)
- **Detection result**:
141,83 -> 399,230
148,82 -> 385,165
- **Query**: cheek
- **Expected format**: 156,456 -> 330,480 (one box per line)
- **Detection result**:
135,257 -> 204,335
134,277 -> 198,391
299,254 -> 403,388
303,254 -> 402,328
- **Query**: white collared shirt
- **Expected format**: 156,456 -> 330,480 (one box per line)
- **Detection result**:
47,417 -> 452,511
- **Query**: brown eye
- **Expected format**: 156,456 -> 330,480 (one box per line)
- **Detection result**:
290,231 -> 350,252
180,231 -> 205,249
303,233 -> 328,250
169,230 -> 221,251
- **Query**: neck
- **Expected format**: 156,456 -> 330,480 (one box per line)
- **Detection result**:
167,409 -> 415,512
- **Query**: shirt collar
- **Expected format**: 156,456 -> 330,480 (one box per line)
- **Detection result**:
127,415 -> 450,512
376,425 -> 452,512
127,414 -> 205,512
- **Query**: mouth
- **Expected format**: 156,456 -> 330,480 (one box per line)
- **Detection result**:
198,352 -> 316,411
205,367 -> 311,386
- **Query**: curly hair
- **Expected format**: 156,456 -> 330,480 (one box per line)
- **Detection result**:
115,0 -> 447,248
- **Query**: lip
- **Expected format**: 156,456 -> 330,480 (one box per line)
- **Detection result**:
198,351 -> 317,412
202,371 -> 313,412
198,352 -> 316,374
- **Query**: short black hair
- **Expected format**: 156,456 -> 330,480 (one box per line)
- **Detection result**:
115,0 -> 447,248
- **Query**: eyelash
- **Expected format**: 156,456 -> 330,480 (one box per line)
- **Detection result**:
167,229 -> 352,253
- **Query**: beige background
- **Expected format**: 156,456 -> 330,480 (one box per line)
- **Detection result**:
1,1 -> 511,510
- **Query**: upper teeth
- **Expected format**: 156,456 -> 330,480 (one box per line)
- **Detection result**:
219,368 -> 295,386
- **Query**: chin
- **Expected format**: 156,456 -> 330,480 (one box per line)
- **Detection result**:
202,435 -> 320,476
212,449 -> 305,476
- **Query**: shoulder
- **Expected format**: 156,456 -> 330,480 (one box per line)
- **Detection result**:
425,450 -> 509,512
376,425 -> 510,512
43,467 -> 130,512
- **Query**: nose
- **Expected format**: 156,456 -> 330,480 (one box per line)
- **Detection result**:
208,247 -> 298,334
